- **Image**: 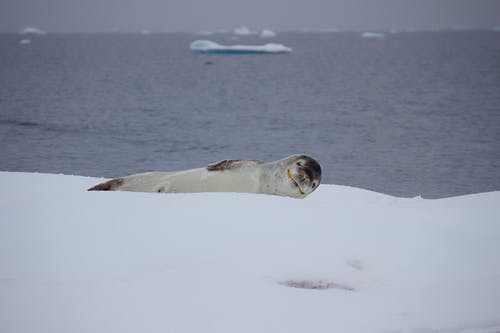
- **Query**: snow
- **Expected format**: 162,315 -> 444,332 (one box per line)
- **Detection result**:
361,31 -> 386,38
190,39 -> 292,54
19,26 -> 46,35
260,29 -> 276,38
1,171 -> 500,333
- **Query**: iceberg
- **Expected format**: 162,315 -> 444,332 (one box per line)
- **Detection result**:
233,25 -> 255,35
19,26 -> 46,35
260,29 -> 276,38
361,31 -> 385,38
1,171 -> 500,333
190,39 -> 292,54
19,39 -> 31,45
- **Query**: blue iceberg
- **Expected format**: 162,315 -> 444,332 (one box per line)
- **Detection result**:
190,40 -> 292,54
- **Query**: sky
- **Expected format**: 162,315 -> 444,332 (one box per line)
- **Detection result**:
1,0 -> 499,33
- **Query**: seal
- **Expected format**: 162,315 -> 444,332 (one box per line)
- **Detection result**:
88,154 -> 322,198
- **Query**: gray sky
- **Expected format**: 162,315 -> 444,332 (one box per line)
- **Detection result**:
1,0 -> 499,33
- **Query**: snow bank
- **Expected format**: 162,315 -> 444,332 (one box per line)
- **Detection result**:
190,39 -> 292,54
1,172 -> 500,333
19,26 -> 46,35
361,31 -> 385,39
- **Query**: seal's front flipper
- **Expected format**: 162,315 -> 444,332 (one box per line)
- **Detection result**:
88,178 -> 124,191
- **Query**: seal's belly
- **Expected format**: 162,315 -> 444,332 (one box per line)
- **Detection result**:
164,169 -> 259,193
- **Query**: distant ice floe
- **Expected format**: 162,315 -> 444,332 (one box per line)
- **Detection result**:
361,31 -> 385,39
233,26 -> 256,35
196,30 -> 213,36
140,29 -> 151,35
299,28 -> 340,33
19,26 -> 46,35
259,29 -> 276,38
190,40 -> 291,54
19,39 -> 31,45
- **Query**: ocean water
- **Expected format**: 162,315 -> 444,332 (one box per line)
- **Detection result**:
0,31 -> 499,198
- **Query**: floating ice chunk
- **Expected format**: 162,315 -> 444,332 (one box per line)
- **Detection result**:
19,39 -> 31,45
304,28 -> 340,33
493,26 -> 500,32
233,26 -> 255,35
197,30 -> 213,36
260,29 -> 276,38
190,39 -> 291,54
361,31 -> 385,38
20,26 -> 46,35
140,29 -> 151,35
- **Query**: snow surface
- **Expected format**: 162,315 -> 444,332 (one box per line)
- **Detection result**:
190,40 -> 292,54
1,172 -> 500,333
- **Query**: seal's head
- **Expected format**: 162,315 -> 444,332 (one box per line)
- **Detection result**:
277,154 -> 322,198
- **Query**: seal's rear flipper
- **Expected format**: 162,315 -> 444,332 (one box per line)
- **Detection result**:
88,178 -> 124,191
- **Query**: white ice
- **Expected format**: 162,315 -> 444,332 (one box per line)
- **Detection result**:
190,39 -> 292,54
233,26 -> 255,35
196,30 -> 213,36
1,172 -> 500,333
19,26 -> 46,35
260,29 -> 277,38
19,39 -> 31,44
361,31 -> 386,38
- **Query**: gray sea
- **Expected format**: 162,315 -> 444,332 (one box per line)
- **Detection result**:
1,31 -> 499,198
